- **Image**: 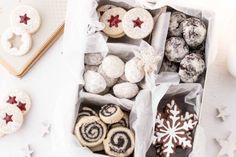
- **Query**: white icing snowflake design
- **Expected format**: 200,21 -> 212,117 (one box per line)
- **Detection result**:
153,100 -> 198,157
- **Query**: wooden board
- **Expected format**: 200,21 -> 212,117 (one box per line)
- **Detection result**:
0,0 -> 67,77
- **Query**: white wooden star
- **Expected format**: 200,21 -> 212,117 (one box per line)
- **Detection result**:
216,107 -> 230,121
41,122 -> 51,137
21,145 -> 33,157
216,132 -> 236,157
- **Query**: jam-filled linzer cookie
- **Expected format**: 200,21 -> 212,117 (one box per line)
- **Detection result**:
103,126 -> 135,157
122,8 -> 154,39
97,4 -> 116,18
11,5 -> 41,34
99,104 -> 124,124
100,7 -> 126,38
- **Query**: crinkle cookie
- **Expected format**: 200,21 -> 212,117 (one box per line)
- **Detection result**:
113,82 -> 139,99
160,58 -> 179,72
98,65 -> 118,87
182,17 -> 207,48
179,53 -> 205,83
165,37 -> 189,63
84,53 -> 103,66
168,11 -> 187,37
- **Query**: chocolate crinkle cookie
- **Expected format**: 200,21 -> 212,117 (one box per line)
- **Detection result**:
168,11 -> 187,37
165,37 -> 189,63
160,58 -> 179,72
179,53 -> 206,83
182,17 -> 207,48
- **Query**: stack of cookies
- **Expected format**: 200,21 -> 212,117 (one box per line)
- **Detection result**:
74,104 -> 135,157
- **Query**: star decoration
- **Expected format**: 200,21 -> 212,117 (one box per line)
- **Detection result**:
21,145 -> 33,157
132,17 -> 144,28
17,102 -> 26,112
3,113 -> 13,124
107,15 -> 121,27
216,107 -> 230,121
41,122 -> 51,137
19,13 -> 30,25
7,96 -> 17,104
216,132 -> 236,157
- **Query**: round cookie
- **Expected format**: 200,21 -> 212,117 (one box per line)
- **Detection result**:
103,127 -> 135,157
11,5 -> 41,34
78,107 -> 98,120
99,104 -> 124,124
100,7 -> 126,38
123,7 -> 154,39
0,105 -> 24,134
165,37 -> 189,63
97,4 -> 116,18
98,65 -> 118,87
102,55 -> 125,78
113,82 -> 139,99
84,70 -> 107,94
74,116 -> 107,147
160,58 -> 179,72
182,17 -> 207,48
168,11 -> 187,37
1,26 -> 32,56
179,53 -> 205,83
125,57 -> 145,83
4,89 -> 31,115
84,53 -> 103,66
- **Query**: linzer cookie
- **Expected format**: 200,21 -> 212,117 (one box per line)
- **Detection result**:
99,104 -> 124,124
122,8 -> 154,39
10,5 -> 41,34
97,4 -> 116,18
100,7 -> 126,38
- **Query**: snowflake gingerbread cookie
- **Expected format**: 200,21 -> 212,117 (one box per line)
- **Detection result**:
153,100 -> 198,157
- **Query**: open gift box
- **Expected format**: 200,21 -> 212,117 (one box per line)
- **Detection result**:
52,0 -> 217,157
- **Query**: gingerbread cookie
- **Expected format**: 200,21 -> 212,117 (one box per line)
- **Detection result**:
123,8 -> 154,39
99,104 -> 124,124
11,5 -> 41,34
100,7 -> 126,38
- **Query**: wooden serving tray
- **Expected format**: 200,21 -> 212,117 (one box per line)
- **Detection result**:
0,0 -> 67,77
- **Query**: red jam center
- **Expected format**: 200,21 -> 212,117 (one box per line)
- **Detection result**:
7,96 -> 17,104
107,15 -> 121,27
17,102 -> 26,111
3,113 -> 13,124
132,17 -> 144,28
19,13 -> 30,25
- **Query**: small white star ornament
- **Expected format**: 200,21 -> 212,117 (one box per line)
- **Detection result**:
216,107 -> 230,121
41,122 -> 51,137
21,145 -> 33,157
216,132 -> 236,157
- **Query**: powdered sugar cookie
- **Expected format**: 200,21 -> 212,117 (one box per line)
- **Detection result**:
11,5 -> 41,34
123,8 -> 154,39
4,90 -> 31,115
1,26 -> 32,56
0,105 -> 24,134
97,4 -> 116,18
100,7 -> 126,38
98,65 -> 118,87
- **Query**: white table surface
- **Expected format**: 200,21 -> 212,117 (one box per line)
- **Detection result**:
0,1 -> 236,157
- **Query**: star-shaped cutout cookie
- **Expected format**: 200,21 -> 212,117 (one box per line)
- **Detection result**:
216,132 -> 236,157
41,122 -> 51,137
21,145 -> 33,157
216,107 -> 230,121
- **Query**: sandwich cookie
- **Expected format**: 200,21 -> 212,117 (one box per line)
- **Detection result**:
97,4 -> 116,18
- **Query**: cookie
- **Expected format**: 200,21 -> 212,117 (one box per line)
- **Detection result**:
160,58 -> 179,72
113,82 -> 139,99
99,104 -> 124,124
11,5 -> 41,34
78,107 -> 98,120
97,4 -> 116,18
108,112 -> 129,129
1,26 -> 32,56
125,57 -> 145,83
100,7 -> 126,38
122,8 -> 154,39
101,55 -> 125,78
179,53 -> 205,83
4,89 -> 31,115
0,105 -> 24,134
182,17 -> 207,48
165,37 -> 189,63
103,127 -> 135,157
168,11 -> 187,37
74,116 -> 107,147
98,65 -> 118,87
84,53 -> 103,66
84,70 -> 107,94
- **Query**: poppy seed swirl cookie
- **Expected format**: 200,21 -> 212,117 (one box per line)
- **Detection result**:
74,116 -> 107,147
77,107 -> 98,120
103,127 -> 135,157
99,104 -> 124,124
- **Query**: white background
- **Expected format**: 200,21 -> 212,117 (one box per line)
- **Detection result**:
1,0 -> 236,157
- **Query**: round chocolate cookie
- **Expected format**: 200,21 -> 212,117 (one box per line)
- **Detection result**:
165,37 -> 189,63
168,11 -> 187,37
179,53 -> 205,83
160,58 -> 179,72
182,17 -> 207,48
